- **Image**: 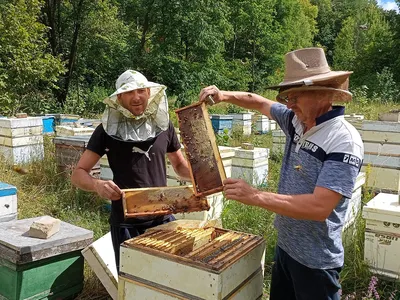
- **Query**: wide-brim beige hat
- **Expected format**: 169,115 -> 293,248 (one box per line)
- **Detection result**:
268,48 -> 353,102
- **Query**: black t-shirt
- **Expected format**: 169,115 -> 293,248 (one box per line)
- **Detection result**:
87,121 -> 181,225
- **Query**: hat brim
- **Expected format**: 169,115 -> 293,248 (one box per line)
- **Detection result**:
108,81 -> 166,99
276,86 -> 352,103
267,71 -> 353,90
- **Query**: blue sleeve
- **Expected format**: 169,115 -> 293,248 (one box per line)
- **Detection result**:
270,103 -> 294,135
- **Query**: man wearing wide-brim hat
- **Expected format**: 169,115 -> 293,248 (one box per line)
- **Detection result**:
72,70 -> 192,272
200,47 -> 363,299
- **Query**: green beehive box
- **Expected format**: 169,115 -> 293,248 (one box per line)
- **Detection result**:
0,216 -> 93,300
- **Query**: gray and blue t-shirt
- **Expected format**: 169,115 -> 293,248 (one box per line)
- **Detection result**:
270,103 -> 364,269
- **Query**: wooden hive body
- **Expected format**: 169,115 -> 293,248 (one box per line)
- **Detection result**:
176,102 -> 226,197
119,228 -> 265,300
0,217 -> 93,300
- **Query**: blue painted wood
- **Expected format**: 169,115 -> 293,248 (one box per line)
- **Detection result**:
42,116 -> 55,134
0,182 -> 17,197
210,115 -> 233,134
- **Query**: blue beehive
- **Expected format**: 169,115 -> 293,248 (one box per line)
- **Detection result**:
0,182 -> 17,222
209,114 -> 233,135
41,116 -> 55,134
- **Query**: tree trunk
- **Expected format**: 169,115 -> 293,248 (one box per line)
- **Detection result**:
140,0 -> 155,53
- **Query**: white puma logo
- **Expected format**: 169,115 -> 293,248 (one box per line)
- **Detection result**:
132,145 -> 153,161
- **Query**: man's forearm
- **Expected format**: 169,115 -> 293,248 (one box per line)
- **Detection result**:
254,192 -> 330,222
71,168 -> 98,192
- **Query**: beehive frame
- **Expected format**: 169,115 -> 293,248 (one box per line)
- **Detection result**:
122,186 -> 210,218
175,102 -> 226,197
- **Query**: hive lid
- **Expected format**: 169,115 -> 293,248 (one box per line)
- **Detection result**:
0,182 -> 17,197
362,193 -> 400,224
0,216 -> 93,264
52,135 -> 92,146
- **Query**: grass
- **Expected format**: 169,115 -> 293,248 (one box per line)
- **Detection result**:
1,98 -> 399,299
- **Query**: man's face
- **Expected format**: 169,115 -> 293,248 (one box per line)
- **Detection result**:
117,88 -> 150,116
284,91 -> 329,123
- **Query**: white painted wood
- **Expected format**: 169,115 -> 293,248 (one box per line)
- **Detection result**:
82,232 -> 118,300
270,120 -> 277,130
120,240 -> 265,300
0,126 -> 43,138
233,147 -> 269,160
55,126 -> 95,136
379,112 -> 400,122
0,195 -> 17,221
363,193 -> 400,280
256,115 -> 270,133
362,130 -> 400,144
100,166 -> 113,181
118,268 -> 263,300
354,172 -> 366,191
364,153 -> 400,169
364,231 -> 400,281
361,166 -> 400,192
0,117 -> 42,129
362,121 -> 400,133
0,135 -> 43,147
0,144 -> 44,164
362,193 -> 400,225
364,142 -> 400,157
344,187 -> 362,230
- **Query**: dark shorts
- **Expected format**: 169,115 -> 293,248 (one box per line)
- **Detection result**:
110,215 -> 175,272
270,246 -> 342,300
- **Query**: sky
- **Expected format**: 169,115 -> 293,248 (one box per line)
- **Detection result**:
377,0 -> 399,12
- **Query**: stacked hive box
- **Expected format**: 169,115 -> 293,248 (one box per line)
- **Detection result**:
0,216 -> 93,299
272,129 -> 286,153
0,117 -> 44,165
362,193 -> 400,280
119,228 -> 265,299
255,114 -> 270,134
231,146 -> 269,186
46,113 -> 80,125
41,116 -> 55,134
55,125 -> 95,137
53,135 -> 100,177
361,121 -> 400,193
0,182 -> 17,222
231,113 -> 252,135
210,114 -> 233,134
343,172 -> 366,231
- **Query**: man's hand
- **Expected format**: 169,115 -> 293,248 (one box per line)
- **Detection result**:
199,85 -> 224,104
223,178 -> 260,206
94,180 -> 123,200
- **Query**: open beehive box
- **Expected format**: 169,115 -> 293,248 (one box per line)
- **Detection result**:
176,102 -> 226,197
119,227 -> 265,299
122,185 -> 210,218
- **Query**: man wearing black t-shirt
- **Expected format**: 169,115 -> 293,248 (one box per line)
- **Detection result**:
71,70 -> 191,271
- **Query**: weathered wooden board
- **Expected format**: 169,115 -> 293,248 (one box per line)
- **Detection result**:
0,126 -> 43,138
118,267 -> 263,300
361,166 -> 400,192
176,102 -> 226,197
81,232 -> 118,300
120,228 -> 265,300
122,186 -> 210,218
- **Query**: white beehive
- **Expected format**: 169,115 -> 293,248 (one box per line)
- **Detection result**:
81,232 -> 117,300
119,228 -> 265,300
362,193 -> 400,280
0,117 -> 44,165
231,113 -> 252,136
255,114 -> 270,134
343,172 -> 366,231
361,120 -> 400,193
0,182 -> 17,222
272,129 -> 286,154
231,147 -> 269,186
55,125 -> 95,137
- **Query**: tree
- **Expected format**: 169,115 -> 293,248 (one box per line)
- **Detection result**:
0,0 -> 64,115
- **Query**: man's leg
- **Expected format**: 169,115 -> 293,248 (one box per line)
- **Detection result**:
110,225 -> 140,273
269,246 -> 296,300
284,250 -> 341,300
